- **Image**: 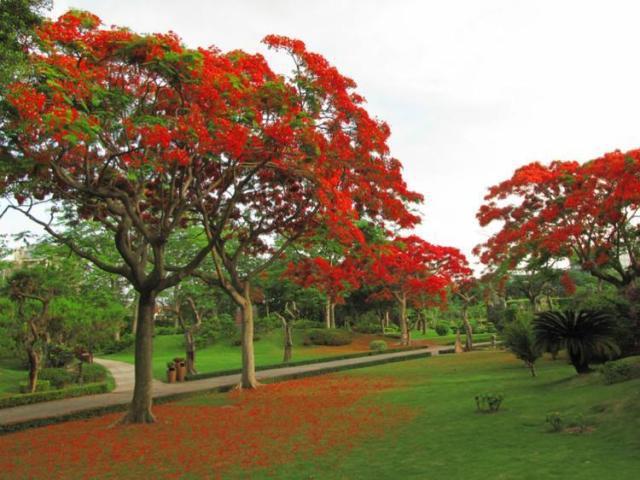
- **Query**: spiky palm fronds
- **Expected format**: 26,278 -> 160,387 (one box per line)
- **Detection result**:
533,310 -> 619,373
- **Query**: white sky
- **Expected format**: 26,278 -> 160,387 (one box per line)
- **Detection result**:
4,0 -> 640,267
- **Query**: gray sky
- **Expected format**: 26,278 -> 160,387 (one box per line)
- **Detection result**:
4,0 -> 640,266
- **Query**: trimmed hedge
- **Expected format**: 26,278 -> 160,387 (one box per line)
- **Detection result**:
18,380 -> 51,394
186,345 -> 429,381
303,329 -> 354,346
369,340 -> 388,352
601,356 -> 640,385
0,382 -> 111,409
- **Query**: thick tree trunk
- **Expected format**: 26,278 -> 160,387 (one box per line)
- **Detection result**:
27,349 -> 39,393
114,328 -> 121,342
462,307 -> 473,351
384,310 -> 390,328
241,284 -> 259,389
399,294 -> 410,346
131,292 -> 139,335
121,291 -> 157,424
325,298 -> 331,329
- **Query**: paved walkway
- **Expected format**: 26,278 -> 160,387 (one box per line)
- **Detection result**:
0,342 -> 492,428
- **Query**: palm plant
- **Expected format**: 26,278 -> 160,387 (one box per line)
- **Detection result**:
504,319 -> 541,377
533,310 -> 619,374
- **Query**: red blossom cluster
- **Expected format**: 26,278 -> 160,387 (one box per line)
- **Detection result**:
475,148 -> 640,288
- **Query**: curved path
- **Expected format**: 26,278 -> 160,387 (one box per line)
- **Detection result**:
0,342 -> 494,429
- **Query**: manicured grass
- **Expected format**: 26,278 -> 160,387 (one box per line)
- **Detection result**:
0,359 -> 26,397
105,329 -> 494,381
104,329 -> 396,381
3,350 -> 638,478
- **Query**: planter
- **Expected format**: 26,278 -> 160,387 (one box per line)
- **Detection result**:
167,368 -> 176,383
176,361 -> 186,382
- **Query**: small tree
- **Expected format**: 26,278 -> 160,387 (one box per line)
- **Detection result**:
533,310 -> 619,374
274,301 -> 299,363
504,319 -> 541,377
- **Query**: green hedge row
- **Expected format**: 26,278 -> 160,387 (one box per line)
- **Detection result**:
185,345 -> 429,381
0,381 -> 112,409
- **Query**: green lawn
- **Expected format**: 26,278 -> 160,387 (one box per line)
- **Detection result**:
258,351 -> 640,479
105,329 -> 496,381
105,329 -> 361,381
0,358 -> 26,397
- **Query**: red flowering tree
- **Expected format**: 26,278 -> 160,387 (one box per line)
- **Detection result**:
368,236 -> 469,346
192,36 -> 423,388
476,149 -> 640,290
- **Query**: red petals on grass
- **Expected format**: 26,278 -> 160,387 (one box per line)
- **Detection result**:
0,375 -> 414,479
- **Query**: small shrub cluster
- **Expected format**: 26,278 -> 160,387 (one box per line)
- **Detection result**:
435,323 -> 450,336
45,344 -> 75,368
39,367 -> 75,389
600,356 -> 640,384
232,333 -> 262,347
293,319 -> 321,330
99,333 -> 134,354
19,380 -> 51,394
546,412 -> 564,432
303,329 -> 353,346
369,340 -> 388,352
353,323 -> 382,334
79,363 -> 108,383
546,412 -> 591,434
474,392 -> 504,413
155,326 -> 179,336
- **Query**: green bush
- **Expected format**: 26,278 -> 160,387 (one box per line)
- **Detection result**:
155,326 -> 179,336
254,314 -> 281,334
369,340 -> 388,352
546,412 -> 564,432
19,379 -> 51,393
435,323 -> 450,336
39,367 -> 75,389
354,323 -> 382,334
303,329 -> 353,346
293,319 -> 321,330
45,344 -> 75,368
474,392 -> 504,413
100,333 -> 134,354
600,356 -> 640,384
232,333 -> 261,346
80,363 -> 108,383
1,382 -> 110,409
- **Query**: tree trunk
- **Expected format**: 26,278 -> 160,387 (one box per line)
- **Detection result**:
569,351 -> 592,374
330,302 -> 336,329
399,294 -> 410,346
121,291 -> 157,424
114,328 -> 121,342
185,330 -> 197,375
241,283 -> 259,389
27,348 -> 39,393
385,310 -> 390,328
283,322 -> 293,363
527,361 -> 537,377
131,292 -> 139,335
462,307 -> 473,351
325,298 -> 331,329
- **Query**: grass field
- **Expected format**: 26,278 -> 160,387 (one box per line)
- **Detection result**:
104,329 -> 493,381
2,350 -> 638,479
0,359 -> 25,398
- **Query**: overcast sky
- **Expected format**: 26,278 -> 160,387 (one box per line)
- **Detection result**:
4,0 -> 640,266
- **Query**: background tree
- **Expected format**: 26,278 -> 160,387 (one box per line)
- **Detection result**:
503,318 -> 541,377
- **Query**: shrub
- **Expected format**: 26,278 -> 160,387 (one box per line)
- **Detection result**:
534,310 -> 620,374
303,329 -> 353,346
231,333 -> 261,347
293,319 -> 321,330
80,363 -> 107,383
600,356 -> 640,385
503,319 -> 541,377
354,323 -> 382,334
45,344 -> 75,368
384,324 -> 400,333
435,323 -> 450,336
100,333 -> 134,354
39,367 -> 75,389
369,340 -> 388,352
474,393 -> 504,413
254,314 -> 281,334
546,412 -> 564,432
1,382 -> 110,409
19,380 -> 51,393
155,326 -> 179,336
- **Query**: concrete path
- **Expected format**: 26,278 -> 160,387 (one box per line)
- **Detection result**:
0,342 -> 494,428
